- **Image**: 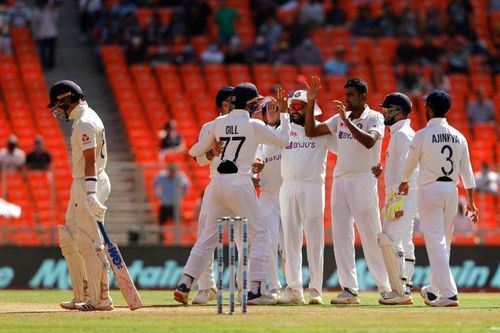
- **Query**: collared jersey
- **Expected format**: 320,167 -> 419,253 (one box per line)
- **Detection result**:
189,110 -> 290,176
402,118 -> 475,189
385,119 -> 418,191
256,130 -> 283,195
281,122 -> 337,183
325,106 -> 384,178
70,101 -> 107,178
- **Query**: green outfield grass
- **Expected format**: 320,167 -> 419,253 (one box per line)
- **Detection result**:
0,290 -> 499,333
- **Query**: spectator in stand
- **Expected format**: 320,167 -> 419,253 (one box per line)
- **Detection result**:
224,36 -> 246,64
125,34 -> 146,64
394,36 -> 418,65
293,37 -> 322,66
423,4 -> 445,36
488,48 -> 500,74
78,0 -> 101,43
287,18 -> 309,49
474,162 -> 498,195
467,89 -> 496,128
94,13 -> 120,45
258,15 -> 282,46
153,162 -> 191,241
26,135 -> 51,171
324,45 -> 349,76
111,0 -> 136,19
214,0 -> 238,46
397,3 -> 420,37
0,135 -> 26,173
246,34 -> 272,64
182,0 -> 211,37
165,9 -> 186,43
419,34 -> 444,65
447,0 -> 473,38
351,5 -> 374,37
9,0 -> 32,28
272,38 -> 294,65
120,12 -> 142,45
32,0 -> 62,69
453,198 -> 477,234
299,0 -> 325,28
145,10 -> 168,45
200,42 -> 224,64
158,119 -> 185,162
447,35 -> 470,73
325,0 -> 347,27
0,0 -> 12,56
397,63 -> 424,97
250,0 -> 277,29
373,2 -> 399,37
425,64 -> 450,93
467,31 -> 490,56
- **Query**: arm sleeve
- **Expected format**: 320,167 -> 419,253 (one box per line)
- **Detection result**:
75,122 -> 97,151
189,122 -> 215,157
252,113 -> 290,147
402,132 -> 423,182
324,115 -> 338,135
194,123 -> 212,166
256,144 -> 264,159
394,132 -> 412,184
367,113 -> 385,138
459,139 -> 476,189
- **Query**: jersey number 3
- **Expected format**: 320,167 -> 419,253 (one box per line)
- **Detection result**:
440,145 -> 454,176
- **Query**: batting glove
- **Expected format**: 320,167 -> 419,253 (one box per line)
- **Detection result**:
383,190 -> 404,221
84,193 -> 107,220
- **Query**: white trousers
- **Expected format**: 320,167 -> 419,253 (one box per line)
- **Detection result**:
417,182 -> 458,298
331,174 -> 390,293
280,181 -> 324,292
184,176 -> 269,282
259,191 -> 284,291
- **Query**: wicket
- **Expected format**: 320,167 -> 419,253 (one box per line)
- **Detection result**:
217,216 -> 249,315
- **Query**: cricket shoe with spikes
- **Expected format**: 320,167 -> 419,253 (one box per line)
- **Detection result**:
174,283 -> 190,305
75,297 -> 113,311
60,299 -> 82,310
192,287 -> 217,305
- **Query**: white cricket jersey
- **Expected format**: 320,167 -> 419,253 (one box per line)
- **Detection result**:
402,118 -> 475,189
70,101 -> 107,178
385,119 -> 418,190
189,110 -> 290,177
256,133 -> 283,195
325,106 -> 384,178
281,122 -> 336,183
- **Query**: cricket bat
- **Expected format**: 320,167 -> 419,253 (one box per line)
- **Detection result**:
97,221 -> 142,310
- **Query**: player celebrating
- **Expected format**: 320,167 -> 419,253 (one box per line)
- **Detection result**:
375,92 -> 418,305
48,80 -> 112,311
278,78 -> 337,305
304,78 -> 395,304
174,82 -> 291,305
398,90 -> 478,307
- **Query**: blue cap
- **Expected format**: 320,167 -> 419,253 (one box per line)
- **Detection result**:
424,90 -> 451,114
215,86 -> 234,108
231,82 -> 263,109
379,92 -> 412,113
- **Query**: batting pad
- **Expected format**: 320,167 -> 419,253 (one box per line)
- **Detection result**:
378,233 -> 406,297
80,241 -> 110,305
58,225 -> 88,302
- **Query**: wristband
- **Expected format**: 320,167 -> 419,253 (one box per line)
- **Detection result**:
85,177 -> 97,193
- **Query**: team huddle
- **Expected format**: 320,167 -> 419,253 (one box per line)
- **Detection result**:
47,76 -> 478,312
174,76 -> 479,308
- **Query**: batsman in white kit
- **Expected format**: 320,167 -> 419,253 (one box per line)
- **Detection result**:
48,80 -> 113,311
375,92 -> 419,305
174,82 -> 291,305
278,80 -> 337,305
399,90 -> 478,307
305,78 -> 397,304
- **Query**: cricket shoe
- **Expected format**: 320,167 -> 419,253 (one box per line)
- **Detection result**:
307,288 -> 323,305
174,283 -> 190,305
60,299 -> 82,310
75,298 -> 114,311
247,291 -> 278,305
192,287 -> 217,305
330,288 -> 360,305
268,288 -> 282,298
420,285 -> 438,306
430,295 -> 459,307
278,287 -> 305,305
378,290 -> 413,305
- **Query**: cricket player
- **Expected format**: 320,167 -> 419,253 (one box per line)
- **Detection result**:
174,82 -> 291,305
278,80 -> 337,305
399,90 -> 478,307
252,97 -> 286,296
304,77 -> 395,304
374,92 -> 418,305
48,80 -> 112,311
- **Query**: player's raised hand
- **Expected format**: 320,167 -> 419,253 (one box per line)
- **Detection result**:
332,100 -> 348,122
266,97 -> 280,125
276,86 -> 288,113
304,76 -> 321,102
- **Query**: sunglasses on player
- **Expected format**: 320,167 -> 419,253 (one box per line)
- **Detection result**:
290,102 -> 305,111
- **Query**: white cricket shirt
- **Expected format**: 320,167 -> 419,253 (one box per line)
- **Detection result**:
256,134 -> 283,195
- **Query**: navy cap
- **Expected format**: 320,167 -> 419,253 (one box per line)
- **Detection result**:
424,90 -> 451,114
215,86 -> 234,108
231,82 -> 262,109
379,92 -> 412,113
47,80 -> 84,108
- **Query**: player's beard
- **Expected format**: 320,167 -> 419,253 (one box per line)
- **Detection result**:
291,112 -> 305,126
